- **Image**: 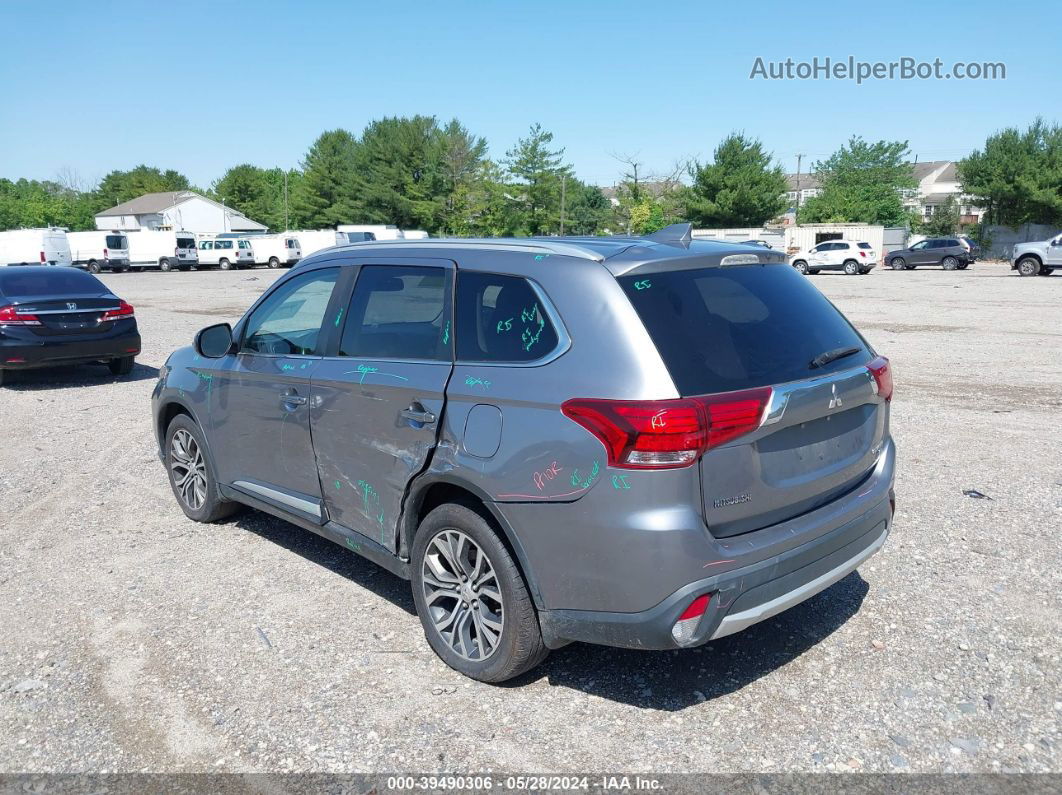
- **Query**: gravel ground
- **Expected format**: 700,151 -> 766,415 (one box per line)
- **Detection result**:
0,261 -> 1059,775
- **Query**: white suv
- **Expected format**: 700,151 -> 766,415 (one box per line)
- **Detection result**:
197,237 -> 256,270
790,241 -> 877,276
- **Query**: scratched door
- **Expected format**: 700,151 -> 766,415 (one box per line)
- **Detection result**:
310,261 -> 454,551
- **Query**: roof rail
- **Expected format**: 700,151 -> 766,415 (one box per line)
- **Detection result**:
331,238 -> 606,262
645,223 -> 693,245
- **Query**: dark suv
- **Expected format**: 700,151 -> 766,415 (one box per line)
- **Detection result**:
152,224 -> 896,682
887,237 -> 972,271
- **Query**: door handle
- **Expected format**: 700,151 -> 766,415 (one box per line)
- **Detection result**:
400,405 -> 436,425
280,389 -> 308,409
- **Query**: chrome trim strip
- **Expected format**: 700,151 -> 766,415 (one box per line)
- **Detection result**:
233,480 -> 321,518
761,364 -> 875,426
709,526 -> 888,640
17,306 -> 120,315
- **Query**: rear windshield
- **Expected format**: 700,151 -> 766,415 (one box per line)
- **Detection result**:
176,237 -> 195,249
105,235 -> 127,249
619,264 -> 870,395
0,269 -> 104,298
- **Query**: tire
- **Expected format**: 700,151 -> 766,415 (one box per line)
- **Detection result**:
159,257 -> 173,272
218,258 -> 232,271
843,260 -> 859,275
411,503 -> 548,683
87,260 -> 101,274
164,415 -> 239,523
268,257 -> 281,269
890,257 -> 906,271
108,356 -> 134,376
1039,265 -> 1052,276
1016,256 -> 1040,277
942,256 -> 958,271
792,260 -> 809,275
0,368 -> 7,387
808,269 -> 821,275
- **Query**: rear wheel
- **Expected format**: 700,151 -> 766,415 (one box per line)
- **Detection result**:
87,260 -> 101,274
792,260 -> 808,275
843,260 -> 859,275
411,503 -> 548,683
108,356 -> 134,376
890,257 -> 906,271
165,415 -> 238,523
218,258 -> 232,270
268,256 -> 281,269
942,256 -> 958,271
159,257 -> 173,272
1016,256 -> 1040,277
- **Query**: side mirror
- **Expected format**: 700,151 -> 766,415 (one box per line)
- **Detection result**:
195,323 -> 234,358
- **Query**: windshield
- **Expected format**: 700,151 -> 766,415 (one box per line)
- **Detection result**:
619,264 -> 870,395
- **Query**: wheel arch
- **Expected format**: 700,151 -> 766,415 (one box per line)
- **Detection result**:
401,474 -> 545,609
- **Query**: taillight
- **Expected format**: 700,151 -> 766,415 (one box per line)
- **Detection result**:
672,594 -> 711,645
859,250 -> 866,257
101,300 -> 135,322
0,305 -> 41,326
40,251 -> 46,263
561,387 -> 772,469
867,356 -> 893,401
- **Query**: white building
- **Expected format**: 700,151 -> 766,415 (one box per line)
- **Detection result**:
905,161 -> 984,225
94,191 -> 267,234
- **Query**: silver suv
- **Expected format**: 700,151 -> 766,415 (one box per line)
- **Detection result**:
152,224 -> 896,682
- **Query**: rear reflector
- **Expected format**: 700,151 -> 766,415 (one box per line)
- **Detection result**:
39,251 -> 45,263
101,300 -> 135,322
672,594 -> 711,645
0,305 -> 41,326
562,387 -> 772,470
867,356 -> 893,401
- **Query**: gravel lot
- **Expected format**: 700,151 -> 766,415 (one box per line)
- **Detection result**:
0,261 -> 1059,776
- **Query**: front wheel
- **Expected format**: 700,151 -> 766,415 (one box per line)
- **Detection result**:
843,260 -> 859,275
165,415 -> 238,523
890,257 -> 906,271
108,356 -> 134,376
411,503 -> 548,683
792,260 -> 809,275
1016,256 -> 1040,277
942,256 -> 959,271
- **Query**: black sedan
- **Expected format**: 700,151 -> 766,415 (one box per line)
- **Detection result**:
0,267 -> 140,385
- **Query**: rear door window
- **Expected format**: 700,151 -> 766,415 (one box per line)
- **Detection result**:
339,265 -> 449,360
105,235 -> 126,249
619,265 -> 870,395
857,242 -> 872,249
456,272 -> 559,362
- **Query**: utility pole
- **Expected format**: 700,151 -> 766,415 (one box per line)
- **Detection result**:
283,171 -> 289,231
559,173 -> 567,236
794,154 -> 804,225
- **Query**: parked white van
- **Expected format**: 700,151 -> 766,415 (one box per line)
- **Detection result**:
402,229 -> 429,240
0,228 -> 73,267
336,224 -> 404,241
126,230 -> 199,271
291,230 -> 346,258
197,236 -> 255,269
220,233 -> 300,268
67,230 -> 130,273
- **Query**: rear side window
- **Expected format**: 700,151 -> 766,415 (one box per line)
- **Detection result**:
0,269 -> 104,297
456,272 -> 559,362
199,241 -> 213,250
619,265 -> 870,395
857,242 -> 872,249
218,240 -> 233,249
339,265 -> 449,360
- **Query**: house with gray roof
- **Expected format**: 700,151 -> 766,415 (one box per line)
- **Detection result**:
94,191 -> 267,234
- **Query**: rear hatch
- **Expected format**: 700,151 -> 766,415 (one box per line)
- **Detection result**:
176,236 -> 197,262
619,262 -> 888,538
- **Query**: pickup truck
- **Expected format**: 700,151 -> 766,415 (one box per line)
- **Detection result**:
1012,234 -> 1062,276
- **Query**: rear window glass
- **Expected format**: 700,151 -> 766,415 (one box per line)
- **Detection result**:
857,242 -> 872,249
0,269 -> 104,297
105,235 -> 126,249
238,240 -> 250,249
619,265 -> 870,395
456,272 -> 559,362
177,238 -> 195,249
340,265 -> 449,360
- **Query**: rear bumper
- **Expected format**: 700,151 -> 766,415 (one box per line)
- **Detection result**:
0,330 -> 141,369
538,495 -> 891,650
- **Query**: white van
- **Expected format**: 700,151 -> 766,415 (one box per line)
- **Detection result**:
0,228 -> 73,267
126,230 -> 199,271
225,233 -> 301,268
67,230 -> 130,273
197,236 -> 256,269
291,229 -> 346,258
336,224 -> 405,241
402,230 -> 429,240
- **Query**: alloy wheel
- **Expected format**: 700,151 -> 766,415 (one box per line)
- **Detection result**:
421,529 -> 504,661
169,428 -> 207,510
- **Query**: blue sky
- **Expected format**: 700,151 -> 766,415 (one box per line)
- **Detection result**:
0,0 -> 1056,189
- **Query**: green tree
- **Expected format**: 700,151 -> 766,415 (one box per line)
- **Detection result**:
959,118 -> 1062,226
563,180 -> 611,235
504,123 -> 571,235
915,195 -> 960,237
686,133 -> 787,227
436,119 -> 489,234
93,166 -> 191,213
293,129 -> 359,228
212,165 -> 301,231
800,137 -> 915,226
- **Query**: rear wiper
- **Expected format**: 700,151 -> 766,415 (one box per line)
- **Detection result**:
809,346 -> 861,369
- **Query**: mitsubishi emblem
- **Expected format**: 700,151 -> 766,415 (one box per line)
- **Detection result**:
829,383 -> 843,410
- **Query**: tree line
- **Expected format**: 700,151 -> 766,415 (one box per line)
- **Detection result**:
1,117 -> 1059,237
